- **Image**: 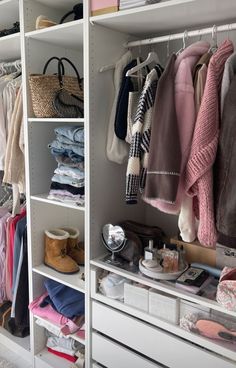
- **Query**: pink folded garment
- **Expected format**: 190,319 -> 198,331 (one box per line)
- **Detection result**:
76,330 -> 85,340
29,292 -> 81,335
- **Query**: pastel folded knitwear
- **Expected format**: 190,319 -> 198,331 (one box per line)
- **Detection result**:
29,293 -> 81,335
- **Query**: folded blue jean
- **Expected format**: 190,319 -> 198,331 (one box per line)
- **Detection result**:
44,279 -> 85,318
54,126 -> 84,144
55,155 -> 84,169
48,140 -> 84,157
50,148 -> 84,163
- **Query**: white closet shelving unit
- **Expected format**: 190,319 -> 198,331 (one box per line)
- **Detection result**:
20,1 -> 88,367
1,0 -> 236,367
88,1 -> 236,368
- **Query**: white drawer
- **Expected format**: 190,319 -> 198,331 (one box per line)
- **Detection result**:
92,301 -> 235,368
92,332 -> 159,368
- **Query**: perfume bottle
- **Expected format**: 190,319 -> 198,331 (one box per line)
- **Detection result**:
144,239 -> 157,260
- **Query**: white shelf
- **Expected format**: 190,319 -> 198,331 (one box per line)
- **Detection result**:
25,19 -> 83,49
33,264 -> 85,293
35,315 -> 85,345
90,256 -> 236,319
35,348 -> 72,368
0,33 -> 21,60
0,327 -> 31,362
31,194 -> 85,211
0,0 -> 19,28
90,0 -> 236,36
92,292 -> 236,362
28,118 -> 84,124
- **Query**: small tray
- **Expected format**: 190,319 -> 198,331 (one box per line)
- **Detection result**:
139,258 -> 188,280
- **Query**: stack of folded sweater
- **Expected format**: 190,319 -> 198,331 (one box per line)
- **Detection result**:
29,280 -> 84,344
48,126 -> 85,207
46,332 -> 85,365
119,0 -> 160,10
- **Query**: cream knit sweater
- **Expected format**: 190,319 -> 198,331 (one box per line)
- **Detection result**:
3,86 -> 24,215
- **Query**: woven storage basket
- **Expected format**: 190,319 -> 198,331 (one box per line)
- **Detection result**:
29,57 -> 84,118
29,75 -> 84,118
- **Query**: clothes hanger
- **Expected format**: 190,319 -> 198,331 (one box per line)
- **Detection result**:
165,34 -> 172,63
99,47 -> 132,73
126,50 -> 159,77
99,63 -> 116,73
227,23 -> 232,40
208,24 -> 218,54
176,30 -> 188,56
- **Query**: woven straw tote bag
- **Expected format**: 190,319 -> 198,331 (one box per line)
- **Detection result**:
29,56 -> 83,118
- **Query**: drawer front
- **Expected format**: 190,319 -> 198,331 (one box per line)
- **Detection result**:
92,301 -> 235,368
92,332 -> 159,368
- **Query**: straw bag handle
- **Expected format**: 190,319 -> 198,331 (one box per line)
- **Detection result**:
43,56 -> 65,75
58,57 -> 83,90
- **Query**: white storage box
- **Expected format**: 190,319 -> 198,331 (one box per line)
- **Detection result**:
149,288 -> 179,325
124,283 -> 149,312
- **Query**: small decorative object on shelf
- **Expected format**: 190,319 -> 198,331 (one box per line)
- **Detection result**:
102,224 -> 127,266
139,243 -> 188,280
102,223 -> 143,271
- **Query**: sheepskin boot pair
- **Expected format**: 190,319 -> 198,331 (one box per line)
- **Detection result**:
44,228 -> 84,274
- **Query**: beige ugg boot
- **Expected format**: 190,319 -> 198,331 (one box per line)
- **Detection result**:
44,229 -> 80,274
61,227 -> 85,266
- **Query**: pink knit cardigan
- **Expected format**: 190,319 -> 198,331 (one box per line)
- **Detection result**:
145,41 -> 209,213
185,40 -> 234,247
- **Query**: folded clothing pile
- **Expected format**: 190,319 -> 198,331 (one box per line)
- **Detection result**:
29,279 -> 85,338
46,331 -> 85,365
48,126 -> 85,206
119,0 -> 160,10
